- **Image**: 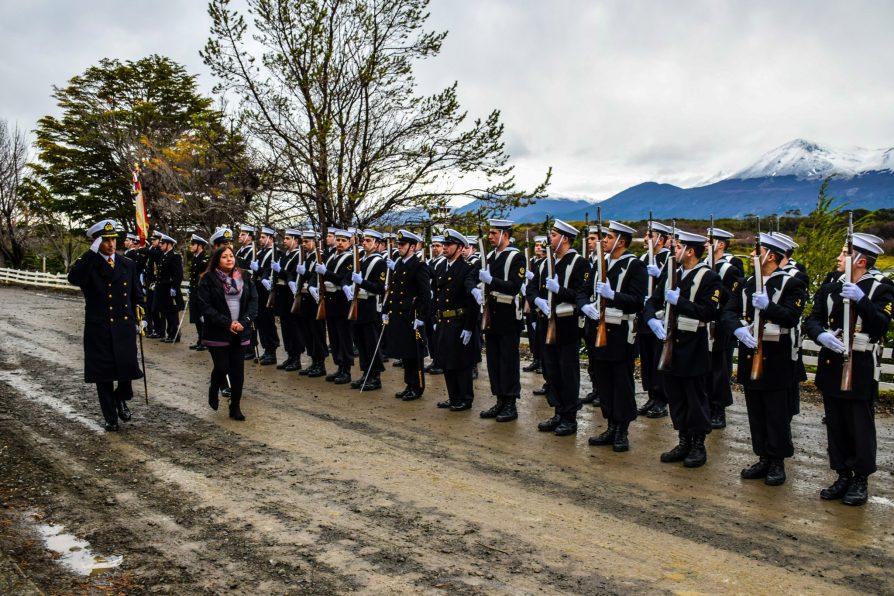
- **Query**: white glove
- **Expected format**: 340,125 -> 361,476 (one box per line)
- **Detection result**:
288,281 -> 298,295
261,279 -> 272,291
296,264 -> 306,275
534,297 -> 550,317
386,258 -> 396,270
520,282 -> 527,296
413,318 -> 424,329
734,326 -> 758,349
315,263 -> 327,275
90,236 -> 103,253
478,268 -> 493,284
531,321 -> 537,330
841,282 -> 865,302
545,275 -> 560,294
342,285 -> 353,301
460,329 -> 472,345
382,314 -> 389,325
309,286 -> 320,302
648,318 -> 666,340
271,261 -> 281,273
351,272 -> 363,285
596,281 -> 615,300
471,287 -> 485,306
525,270 -> 534,281
751,292 -> 769,311
580,303 -> 599,320
433,323 -> 437,331
140,273 -> 145,286
817,330 -> 846,354
249,260 -> 259,272
646,264 -> 661,278
665,288 -> 680,306
170,288 -> 177,297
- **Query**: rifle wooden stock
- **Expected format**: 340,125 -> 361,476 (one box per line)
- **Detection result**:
595,219 -> 608,348
265,244 -> 276,309
657,237 -> 677,372
749,248 -> 764,381
545,240 -> 557,345
290,246 -> 304,314
315,243 -> 327,321
348,241 -> 360,321
841,213 -> 855,391
478,231 -> 492,331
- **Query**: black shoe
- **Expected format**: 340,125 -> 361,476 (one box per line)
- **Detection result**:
244,351 -> 256,361
535,365 -> 543,374
116,401 -> 131,422
221,387 -> 232,398
588,423 -> 617,446
189,342 -> 200,350
195,345 -> 207,351
276,357 -> 293,370
333,371 -> 352,385
104,422 -> 119,432
449,401 -> 472,411
393,359 -> 404,368
147,332 -> 162,339
325,369 -> 339,382
522,360 -> 540,372
613,423 -> 630,452
646,404 -> 668,419
683,435 -> 707,468
765,460 -> 786,486
820,472 -> 853,500
160,337 -> 174,343
437,399 -> 453,409
208,393 -> 219,411
350,378 -> 365,389
740,457 -> 770,479
472,367 -> 479,380
395,387 -> 411,399
306,365 -> 327,378
637,398 -> 656,416
580,391 -> 597,405
229,404 -> 246,421
427,367 -> 444,375
401,388 -> 423,401
841,475 -> 868,506
480,399 -> 505,419
298,366 -> 312,376
260,353 -> 277,366
284,359 -> 302,372
710,408 -> 727,429
537,414 -> 561,432
661,434 -> 691,463
495,399 -> 518,423
533,384 -> 548,396
361,377 -> 382,391
554,420 -> 577,436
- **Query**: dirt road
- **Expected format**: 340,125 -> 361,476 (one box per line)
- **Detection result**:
1,285 -> 892,594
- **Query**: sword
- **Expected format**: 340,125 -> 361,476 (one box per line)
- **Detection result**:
136,308 -> 149,405
174,298 -> 188,342
359,318 -> 388,393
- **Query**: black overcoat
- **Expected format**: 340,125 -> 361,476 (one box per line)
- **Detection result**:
195,271 -> 259,345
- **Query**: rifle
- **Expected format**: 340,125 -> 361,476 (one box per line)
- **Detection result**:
265,234 -> 276,309
544,217 -> 558,345
841,211 -> 855,391
523,229 -> 531,314
478,221 -> 492,331
290,242 -> 304,314
594,207 -> 608,348
750,217 -> 765,381
315,228 -> 327,321
646,211 -> 655,298
582,212 -> 589,261
707,215 -> 716,347
657,220 -> 678,372
348,229 -> 360,321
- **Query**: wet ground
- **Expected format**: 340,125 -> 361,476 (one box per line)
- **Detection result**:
0,284 -> 892,594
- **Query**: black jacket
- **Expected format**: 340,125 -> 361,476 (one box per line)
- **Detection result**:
196,271 -> 259,345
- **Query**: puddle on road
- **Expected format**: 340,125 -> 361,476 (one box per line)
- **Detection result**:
25,513 -> 123,576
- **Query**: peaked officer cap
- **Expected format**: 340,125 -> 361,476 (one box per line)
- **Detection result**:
397,229 -> 422,244
210,227 -> 234,244
159,233 -> 177,245
126,233 -> 140,242
190,234 -> 208,245
442,229 -> 469,247
87,219 -> 121,239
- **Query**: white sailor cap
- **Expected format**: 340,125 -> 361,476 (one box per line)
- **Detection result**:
854,235 -> 883,257
239,224 -> 256,234
126,232 -> 140,242
396,229 -> 422,244
650,221 -> 674,234
707,227 -> 734,240
552,219 -> 579,238
608,220 -> 636,235
260,226 -> 276,237
533,235 -> 547,243
759,232 -> 790,254
87,219 -> 120,239
488,219 -> 513,230
346,226 -> 358,236
431,235 -> 445,244
301,229 -> 319,240
284,228 -> 302,238
332,228 -> 351,239
853,232 -> 884,246
158,233 -> 177,245
773,232 -> 798,250
443,229 -> 469,247
210,227 -> 234,244
363,229 -> 383,240
190,234 -> 208,245
587,225 -> 604,235
675,230 -> 707,246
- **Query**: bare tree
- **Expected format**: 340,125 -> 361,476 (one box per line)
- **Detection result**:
0,119 -> 30,268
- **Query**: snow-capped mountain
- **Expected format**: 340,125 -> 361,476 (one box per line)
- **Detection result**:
729,139 -> 894,180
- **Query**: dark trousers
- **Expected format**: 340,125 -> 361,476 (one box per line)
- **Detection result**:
639,332 -> 667,406
744,388 -> 794,459
209,341 -> 245,405
256,303 -> 280,352
164,310 -> 180,339
403,357 -> 423,391
96,381 -> 133,424
298,315 -> 328,362
194,321 -> 204,343
326,316 -> 354,368
542,341 -> 581,421
525,313 -> 539,361
595,358 -> 637,423
707,338 -> 733,409
280,312 -> 303,358
354,320 -> 383,374
444,367 -> 474,404
582,326 -> 597,388
485,331 -> 521,399
534,314 -> 549,387
823,394 -> 877,476
664,375 -> 711,435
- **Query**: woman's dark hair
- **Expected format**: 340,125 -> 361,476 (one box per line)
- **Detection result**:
205,246 -> 236,275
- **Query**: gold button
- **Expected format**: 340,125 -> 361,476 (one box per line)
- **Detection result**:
108,294 -> 112,298
109,306 -> 113,310
124,316 -> 128,320
124,293 -> 127,297
110,318 -> 115,322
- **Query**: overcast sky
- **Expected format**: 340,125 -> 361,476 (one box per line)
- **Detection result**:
2,0 -> 893,200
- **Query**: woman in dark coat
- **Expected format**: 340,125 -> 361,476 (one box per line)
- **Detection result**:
196,246 -> 258,420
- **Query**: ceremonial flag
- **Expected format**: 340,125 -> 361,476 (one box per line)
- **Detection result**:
132,166 -> 149,246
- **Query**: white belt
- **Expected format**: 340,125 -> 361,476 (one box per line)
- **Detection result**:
556,303 -> 575,317
604,307 -> 633,325
491,292 -> 516,304
676,316 -> 705,332
324,281 -> 337,292
358,289 -> 370,300
853,332 -> 875,353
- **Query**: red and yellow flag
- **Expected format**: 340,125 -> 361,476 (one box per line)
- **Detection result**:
132,166 -> 149,246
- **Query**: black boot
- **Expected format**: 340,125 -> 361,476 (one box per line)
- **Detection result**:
333,367 -> 352,385
554,418 -> 577,436
116,401 -> 131,422
532,383 -> 548,396
740,457 -> 770,479
842,475 -> 869,506
229,401 -> 245,421
613,422 -> 630,452
306,362 -> 327,377
325,366 -> 340,382
496,398 -> 518,422
285,357 -> 302,372
276,356 -> 293,370
522,359 -> 540,372
208,389 -> 219,411
480,397 -> 506,419
646,402 -> 668,418
537,414 -> 561,432
820,471 -> 853,500
588,422 -> 617,446
637,398 -> 655,416
362,374 -> 381,391
660,433 -> 691,463
683,435 -> 707,468
437,398 -> 453,408
259,351 -> 277,366
765,459 -> 786,486
710,406 -> 727,429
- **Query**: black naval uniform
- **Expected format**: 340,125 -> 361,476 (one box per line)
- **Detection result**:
722,268 -> 806,482
351,250 -> 387,389
144,244 -> 163,336
804,272 -> 894,502
432,255 -> 479,409
644,262 -> 721,466
272,248 -> 305,370
424,254 -> 447,372
706,254 -> 744,427
153,248 -> 185,341
638,247 -> 670,416
384,253 -> 432,400
254,245 -> 281,361
189,248 -> 209,348
479,245 -> 527,420
523,254 -> 544,372
296,249 -> 329,376
580,252 -> 600,405
67,249 -> 144,429
236,243 -> 259,355
578,251 -> 647,449
320,247 -> 356,383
